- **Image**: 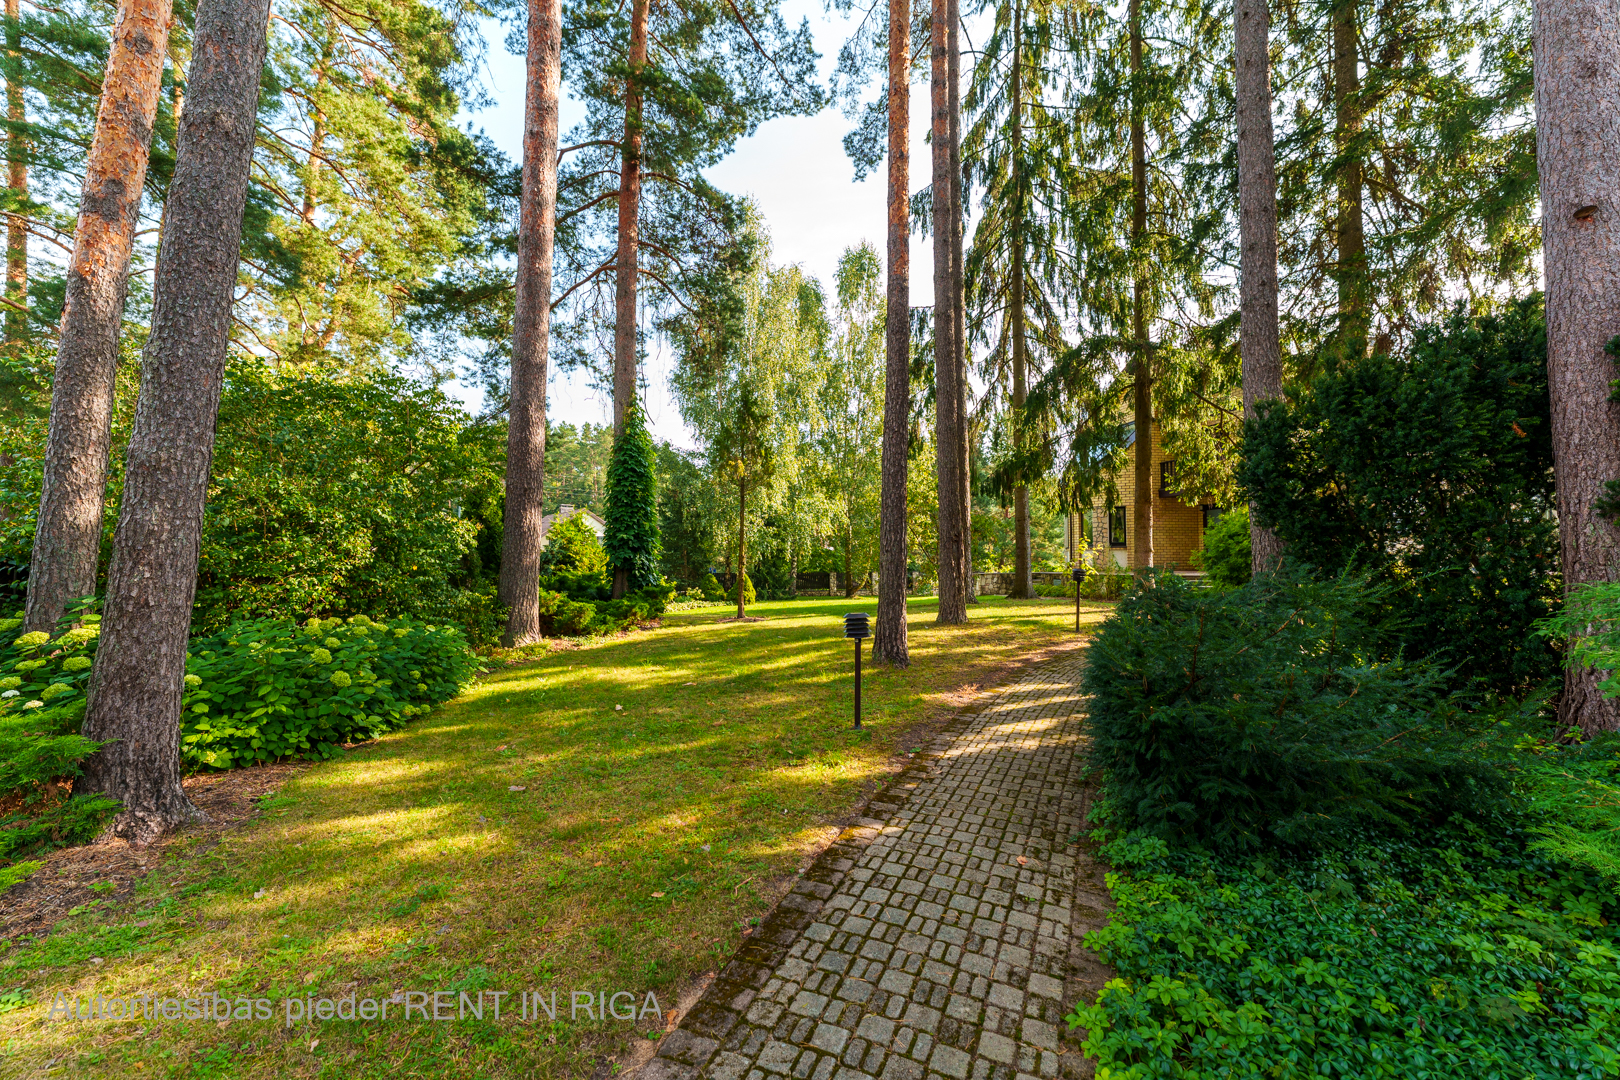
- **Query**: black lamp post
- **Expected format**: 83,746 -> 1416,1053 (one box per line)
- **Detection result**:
844,612 -> 870,728
1072,567 -> 1086,632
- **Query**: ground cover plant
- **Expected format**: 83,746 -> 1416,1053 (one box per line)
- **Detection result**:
1070,571 -> 1620,1077
0,594 -> 1104,1078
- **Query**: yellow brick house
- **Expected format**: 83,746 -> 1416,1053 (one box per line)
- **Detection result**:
1065,420 -> 1220,571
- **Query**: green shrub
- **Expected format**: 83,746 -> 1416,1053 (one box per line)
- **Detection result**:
536,582 -> 673,637
540,566 -> 612,601
0,609 -> 121,872
195,366 -> 500,631
1517,734 -> 1620,892
700,573 -> 726,602
1196,505 -> 1251,587
1239,297 -> 1558,695
1083,570 -> 1512,850
728,572 -> 756,607
538,513 -> 608,577
179,614 -> 479,769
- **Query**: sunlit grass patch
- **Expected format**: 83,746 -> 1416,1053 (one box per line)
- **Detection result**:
0,595 -> 1106,1078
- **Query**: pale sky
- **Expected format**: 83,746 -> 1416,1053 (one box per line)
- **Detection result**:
454,0 -> 947,449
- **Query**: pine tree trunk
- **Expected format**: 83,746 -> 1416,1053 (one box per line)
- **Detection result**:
1332,0 -> 1367,350
950,0 -> 973,607
78,0 -> 270,844
4,0 -> 25,347
873,0 -> 910,666
500,0 -> 562,647
25,0 -> 172,635
613,0 -> 650,436
1129,0 -> 1153,572
933,0 -> 966,625
1534,0 -> 1620,735
1235,0 -> 1284,573
1007,10 -> 1033,599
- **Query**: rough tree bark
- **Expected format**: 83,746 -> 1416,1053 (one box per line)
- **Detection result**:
1332,0 -> 1367,349
1534,0 -> 1620,735
5,0 -> 25,346
933,0 -> 967,624
79,0 -> 272,843
1235,0 -> 1284,573
873,0 -> 910,666
25,0 -> 172,634
612,0 -> 651,436
499,0 -> 562,647
1006,7 -> 1033,598
1128,0 -> 1153,572
949,0 -> 973,606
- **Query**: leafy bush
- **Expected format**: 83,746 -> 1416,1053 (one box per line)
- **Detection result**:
540,566 -> 612,601
1069,826 -> 1620,1078
0,611 -> 121,871
1239,297 -> 1559,695
195,366 -> 501,630
1084,570 -> 1511,850
180,614 -> 480,769
1539,580 -> 1620,701
728,571 -> 756,606
538,513 -> 608,577
1517,735 -> 1620,892
535,583 -> 673,638
699,573 -> 726,602
1195,505 -> 1251,587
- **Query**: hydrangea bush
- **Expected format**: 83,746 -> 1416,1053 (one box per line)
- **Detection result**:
0,611 -> 119,864
181,614 -> 481,768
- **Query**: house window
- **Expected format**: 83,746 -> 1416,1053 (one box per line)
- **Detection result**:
1202,505 -> 1224,530
1160,460 -> 1176,498
1109,506 -> 1127,547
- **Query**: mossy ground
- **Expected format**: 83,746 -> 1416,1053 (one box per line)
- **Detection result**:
0,595 -> 1109,1079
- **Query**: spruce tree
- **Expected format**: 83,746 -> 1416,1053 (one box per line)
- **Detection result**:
963,0 -> 1074,596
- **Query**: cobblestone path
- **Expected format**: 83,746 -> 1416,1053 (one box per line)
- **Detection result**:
641,654 -> 1112,1080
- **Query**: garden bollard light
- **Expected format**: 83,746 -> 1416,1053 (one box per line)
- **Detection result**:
844,612 -> 870,728
1072,567 -> 1086,632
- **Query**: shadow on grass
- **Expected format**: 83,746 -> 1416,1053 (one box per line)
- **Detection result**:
0,595 -> 1109,1079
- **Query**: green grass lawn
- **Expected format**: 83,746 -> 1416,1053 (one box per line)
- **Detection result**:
1,595 -> 1108,1079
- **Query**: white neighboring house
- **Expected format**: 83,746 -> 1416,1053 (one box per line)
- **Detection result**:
539,505 -> 607,549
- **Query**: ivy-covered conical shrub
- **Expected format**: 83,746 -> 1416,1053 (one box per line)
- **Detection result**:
603,400 -> 662,590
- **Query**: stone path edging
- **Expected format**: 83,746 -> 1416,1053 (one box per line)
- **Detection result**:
639,655 -> 1104,1080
